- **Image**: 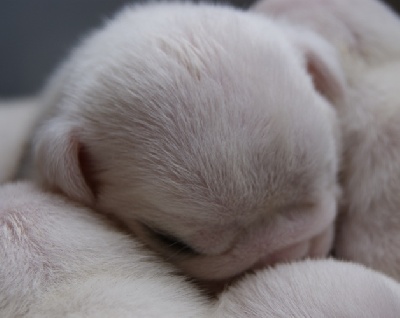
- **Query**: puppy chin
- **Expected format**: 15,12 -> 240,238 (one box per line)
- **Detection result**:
130,190 -> 337,283
158,220 -> 334,284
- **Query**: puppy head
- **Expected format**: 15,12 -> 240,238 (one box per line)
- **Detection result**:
34,3 -> 343,281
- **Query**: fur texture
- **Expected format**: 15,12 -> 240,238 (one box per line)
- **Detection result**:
252,0 -> 400,279
28,2 -> 344,281
215,259 -> 400,318
2,182 -> 400,317
0,182 -> 210,318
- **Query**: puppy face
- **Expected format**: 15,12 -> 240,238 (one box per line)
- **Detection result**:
34,3 -> 343,281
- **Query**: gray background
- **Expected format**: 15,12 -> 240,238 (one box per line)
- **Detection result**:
1,0 -> 399,97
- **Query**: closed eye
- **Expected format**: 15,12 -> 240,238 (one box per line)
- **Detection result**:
143,224 -> 199,256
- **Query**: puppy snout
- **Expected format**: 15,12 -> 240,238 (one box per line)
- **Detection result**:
252,240 -> 310,270
252,225 -> 335,271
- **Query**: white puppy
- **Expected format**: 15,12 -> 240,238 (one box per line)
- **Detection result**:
215,259 -> 400,318
252,0 -> 400,280
0,182 -> 210,318
28,2 -> 344,281
3,182 -> 400,317
334,62 -> 400,280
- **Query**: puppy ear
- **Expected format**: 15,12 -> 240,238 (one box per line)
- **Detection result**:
287,26 -> 346,102
34,119 -> 94,205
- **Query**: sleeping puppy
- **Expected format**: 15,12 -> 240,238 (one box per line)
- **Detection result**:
252,0 -> 400,280
334,62 -> 400,280
28,2 -> 345,282
4,182 -> 400,317
3,183 -> 400,318
215,259 -> 400,318
0,182 -> 210,318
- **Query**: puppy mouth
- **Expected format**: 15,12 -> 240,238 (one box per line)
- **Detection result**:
254,224 -> 334,270
253,240 -> 311,270
201,226 -> 334,295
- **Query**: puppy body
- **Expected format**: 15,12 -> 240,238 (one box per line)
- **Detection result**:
4,182 -> 400,317
0,182 -> 210,318
29,2 -> 344,281
215,259 -> 400,318
253,0 -> 400,279
334,62 -> 400,279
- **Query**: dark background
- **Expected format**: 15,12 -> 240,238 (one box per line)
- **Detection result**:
1,0 -> 399,97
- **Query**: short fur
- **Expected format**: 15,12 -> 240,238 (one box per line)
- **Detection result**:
28,2 -> 344,281
2,183 -> 400,317
215,259 -> 400,318
0,98 -> 41,183
0,182 -> 210,318
252,0 -> 400,279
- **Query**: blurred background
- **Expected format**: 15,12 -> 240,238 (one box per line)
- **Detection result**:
1,0 -> 399,98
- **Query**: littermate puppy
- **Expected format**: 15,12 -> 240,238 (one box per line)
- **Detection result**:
215,259 -> 400,318
0,182 -> 210,318
252,0 -> 400,280
30,3 -> 344,281
4,183 -> 400,317
335,62 -> 400,280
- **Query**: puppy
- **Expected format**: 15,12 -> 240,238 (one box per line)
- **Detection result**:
252,0 -> 400,279
4,183 -> 400,317
215,259 -> 400,318
28,2 -> 344,281
334,62 -> 400,280
0,182 -> 210,318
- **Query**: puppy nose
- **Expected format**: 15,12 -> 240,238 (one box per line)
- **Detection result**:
252,240 -> 310,270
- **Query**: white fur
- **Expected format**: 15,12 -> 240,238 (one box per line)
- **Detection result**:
0,182 -> 210,318
4,182 -> 400,317
252,0 -> 400,66
335,62 -> 400,279
215,259 -> 400,317
253,0 -> 400,280
28,2 -> 344,281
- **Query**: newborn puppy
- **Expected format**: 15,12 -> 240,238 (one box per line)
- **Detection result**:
0,182 -> 210,318
30,3 -> 344,281
252,0 -> 400,279
215,259 -> 400,317
4,183 -> 399,317
334,62 -> 400,280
